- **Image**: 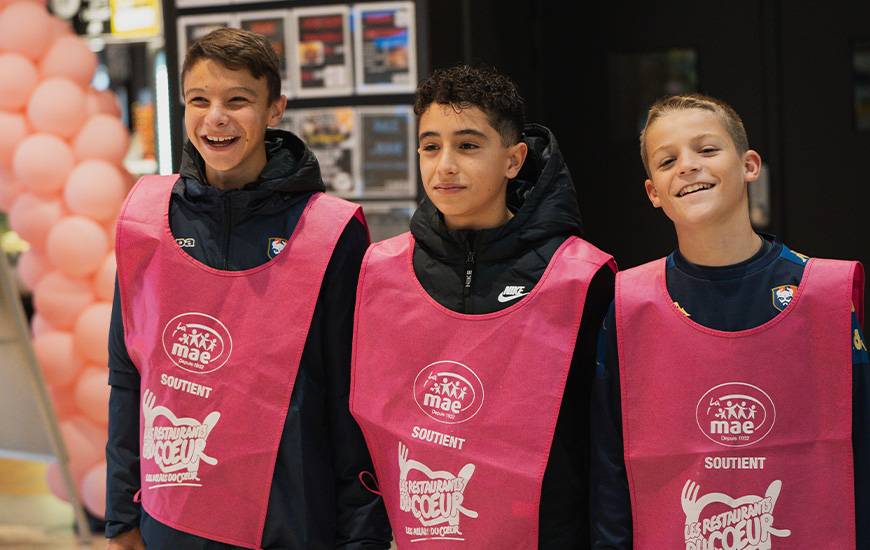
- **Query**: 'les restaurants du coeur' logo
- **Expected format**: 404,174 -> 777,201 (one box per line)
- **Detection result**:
162,312 -> 232,374
413,360 -> 485,424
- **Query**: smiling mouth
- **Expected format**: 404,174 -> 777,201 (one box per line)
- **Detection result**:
434,183 -> 465,191
203,135 -> 239,148
677,182 -> 715,197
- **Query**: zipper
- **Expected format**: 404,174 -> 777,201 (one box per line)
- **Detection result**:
463,248 -> 475,313
222,196 -> 231,270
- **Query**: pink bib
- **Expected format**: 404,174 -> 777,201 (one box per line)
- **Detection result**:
616,257 -> 862,550
116,175 -> 362,548
351,233 -> 612,548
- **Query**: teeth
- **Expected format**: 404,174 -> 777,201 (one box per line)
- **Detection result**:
206,136 -> 235,142
678,183 -> 713,197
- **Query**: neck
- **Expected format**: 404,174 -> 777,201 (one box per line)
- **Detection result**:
444,207 -> 513,231
204,148 -> 267,191
675,219 -> 762,267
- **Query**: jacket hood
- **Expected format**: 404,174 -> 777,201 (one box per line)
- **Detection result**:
178,128 -> 325,201
410,123 -> 584,261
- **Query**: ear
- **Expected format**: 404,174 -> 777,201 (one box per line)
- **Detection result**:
505,141 -> 529,180
742,149 -> 762,183
644,178 -> 662,208
268,94 -> 288,127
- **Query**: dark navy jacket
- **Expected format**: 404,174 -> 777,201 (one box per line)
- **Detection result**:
105,130 -> 392,549
590,237 -> 869,549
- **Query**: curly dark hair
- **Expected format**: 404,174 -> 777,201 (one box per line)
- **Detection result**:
414,65 -> 525,145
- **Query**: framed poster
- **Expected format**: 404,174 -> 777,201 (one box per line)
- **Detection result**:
356,106 -> 416,198
290,6 -> 353,98
353,2 -> 417,94
361,200 -> 416,242
239,10 -> 293,98
294,107 -> 358,197
177,14 -> 237,82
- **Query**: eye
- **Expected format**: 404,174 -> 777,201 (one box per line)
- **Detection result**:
419,143 -> 439,152
700,146 -> 720,154
229,96 -> 250,104
459,142 -> 479,150
658,157 -> 674,169
188,96 -> 208,106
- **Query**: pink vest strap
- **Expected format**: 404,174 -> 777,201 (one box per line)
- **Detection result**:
116,175 -> 363,548
351,233 -> 612,548
616,256 -> 859,549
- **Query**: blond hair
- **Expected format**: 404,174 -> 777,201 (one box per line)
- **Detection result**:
639,93 -> 749,176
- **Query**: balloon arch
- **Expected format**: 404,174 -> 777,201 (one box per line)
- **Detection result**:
0,0 -> 133,519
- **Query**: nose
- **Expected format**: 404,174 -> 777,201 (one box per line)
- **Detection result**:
204,103 -> 229,127
435,148 -> 458,177
677,152 -> 700,176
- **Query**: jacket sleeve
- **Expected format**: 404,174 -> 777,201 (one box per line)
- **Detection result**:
852,309 -> 868,548
321,217 -> 392,549
104,277 -> 142,538
538,264 -> 614,549
590,301 -> 633,549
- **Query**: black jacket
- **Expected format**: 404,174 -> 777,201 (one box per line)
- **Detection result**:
105,130 -> 392,549
409,124 -> 614,549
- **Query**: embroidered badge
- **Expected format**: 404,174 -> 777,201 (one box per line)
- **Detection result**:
267,237 -> 287,259
771,285 -> 798,312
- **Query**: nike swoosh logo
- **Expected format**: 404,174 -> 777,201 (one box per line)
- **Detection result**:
497,291 -> 529,303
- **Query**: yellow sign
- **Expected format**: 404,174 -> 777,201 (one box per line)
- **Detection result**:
110,0 -> 161,39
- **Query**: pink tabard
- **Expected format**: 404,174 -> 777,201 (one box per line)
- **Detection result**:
616,257 -> 862,549
351,233 -> 613,548
116,175 -> 362,549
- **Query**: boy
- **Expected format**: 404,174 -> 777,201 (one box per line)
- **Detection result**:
105,28 -> 390,549
590,94 -> 867,548
349,65 -> 615,548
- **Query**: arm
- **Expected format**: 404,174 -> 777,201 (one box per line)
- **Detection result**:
322,218 -> 392,549
590,301 -> 633,549
104,278 -> 144,548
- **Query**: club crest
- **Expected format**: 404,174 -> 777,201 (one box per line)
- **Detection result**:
771,285 -> 797,312
267,237 -> 288,259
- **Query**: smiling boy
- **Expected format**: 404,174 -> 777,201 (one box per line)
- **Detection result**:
590,94 -> 867,548
105,28 -> 390,549
349,65 -> 615,548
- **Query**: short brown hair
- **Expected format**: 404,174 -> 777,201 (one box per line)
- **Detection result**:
639,93 -> 749,176
414,65 -> 525,146
182,28 -> 281,103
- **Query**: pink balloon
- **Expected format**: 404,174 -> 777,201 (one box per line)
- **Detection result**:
40,35 -> 98,88
81,461 -> 106,518
93,252 -> 115,301
16,248 -> 46,291
8,193 -> 63,250
27,78 -> 87,139
73,301 -> 111,364
86,89 -> 121,117
0,2 -> 53,61
74,366 -> 109,425
0,53 -> 38,111
0,178 -> 21,212
0,110 -> 29,169
32,330 -> 84,387
59,417 -> 103,482
64,160 -> 127,221
34,270 -> 94,329
73,114 -> 130,165
31,312 -> 56,337
48,382 -> 78,418
13,133 -> 75,197
46,216 -> 109,278
46,462 -> 69,502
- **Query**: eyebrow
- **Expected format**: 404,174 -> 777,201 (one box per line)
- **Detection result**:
184,86 -> 259,97
418,128 -> 490,141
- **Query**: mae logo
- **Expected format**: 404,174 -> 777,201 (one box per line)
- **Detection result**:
414,361 -> 484,424
696,382 -> 776,447
267,237 -> 287,259
771,285 -> 797,312
162,312 -> 232,374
